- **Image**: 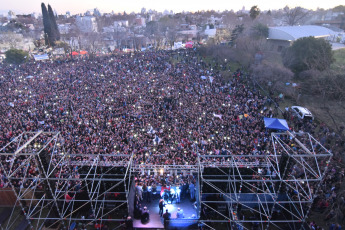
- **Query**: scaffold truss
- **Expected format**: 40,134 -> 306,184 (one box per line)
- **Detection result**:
197,131 -> 333,230
0,131 -> 134,230
0,130 -> 332,230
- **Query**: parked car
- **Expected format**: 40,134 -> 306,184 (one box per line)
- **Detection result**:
290,106 -> 314,121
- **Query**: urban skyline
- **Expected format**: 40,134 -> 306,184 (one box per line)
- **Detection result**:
1,0 -> 344,16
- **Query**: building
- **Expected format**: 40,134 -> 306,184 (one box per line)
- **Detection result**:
267,25 -> 337,52
76,16 -> 98,33
58,24 -> 71,34
114,20 -> 128,27
178,24 -> 198,41
204,25 -> 217,38
208,15 -> 222,26
7,10 -> 16,20
135,16 -> 146,27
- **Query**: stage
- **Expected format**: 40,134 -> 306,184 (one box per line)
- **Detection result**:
133,195 -> 198,229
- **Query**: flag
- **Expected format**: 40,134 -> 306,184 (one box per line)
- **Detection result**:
38,121 -> 45,125
209,76 -> 214,84
213,113 -> 222,120
153,135 -> 162,145
147,126 -> 156,134
9,102 -> 14,107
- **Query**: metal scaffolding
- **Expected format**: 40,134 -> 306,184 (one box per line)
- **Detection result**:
0,131 -> 134,230
197,131 -> 332,230
0,130 -> 332,230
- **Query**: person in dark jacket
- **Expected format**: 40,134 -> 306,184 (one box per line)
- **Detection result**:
159,199 -> 165,216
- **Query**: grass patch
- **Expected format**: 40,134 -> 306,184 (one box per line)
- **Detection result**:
263,51 -> 283,66
331,48 -> 345,71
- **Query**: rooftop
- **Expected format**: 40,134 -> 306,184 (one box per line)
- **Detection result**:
268,25 -> 337,41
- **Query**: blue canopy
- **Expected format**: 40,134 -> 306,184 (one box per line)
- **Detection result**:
264,118 -> 289,131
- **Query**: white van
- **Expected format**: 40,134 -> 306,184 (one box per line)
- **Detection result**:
290,106 -> 314,121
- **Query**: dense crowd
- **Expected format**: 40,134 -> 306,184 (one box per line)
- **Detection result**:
0,49 -> 274,185
0,49 -> 343,228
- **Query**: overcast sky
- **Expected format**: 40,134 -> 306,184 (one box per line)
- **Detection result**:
0,0 -> 344,15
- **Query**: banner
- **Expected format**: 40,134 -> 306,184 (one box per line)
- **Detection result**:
213,113 -> 222,120
173,42 -> 183,50
33,54 -> 49,61
185,41 -> 193,49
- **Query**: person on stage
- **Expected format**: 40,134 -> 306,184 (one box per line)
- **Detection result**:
176,207 -> 184,218
189,182 -> 195,200
159,199 -> 165,216
175,186 -> 181,203
141,206 -> 150,224
162,209 -> 171,229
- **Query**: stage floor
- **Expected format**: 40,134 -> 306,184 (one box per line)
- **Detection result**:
133,195 -> 197,229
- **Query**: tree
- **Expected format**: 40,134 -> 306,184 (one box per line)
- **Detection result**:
251,23 -> 269,39
249,6 -> 260,20
283,6 -> 310,26
333,5 -> 345,30
282,37 -> 334,74
5,49 -> 29,64
333,5 -> 345,12
41,3 -> 52,46
230,24 -> 244,46
159,16 -> 178,47
252,61 -> 294,91
144,21 -> 159,45
0,32 -> 23,48
48,4 -> 60,41
41,3 -> 60,46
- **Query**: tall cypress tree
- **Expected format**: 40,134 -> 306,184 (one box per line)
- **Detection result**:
41,3 -> 52,46
48,4 -> 60,41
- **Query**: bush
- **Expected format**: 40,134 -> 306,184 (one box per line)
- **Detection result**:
5,49 -> 29,64
282,37 -> 334,74
251,61 -> 294,91
298,69 -> 321,79
299,70 -> 345,101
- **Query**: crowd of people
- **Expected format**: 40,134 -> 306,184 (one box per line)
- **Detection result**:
0,49 -> 273,187
0,48 -> 343,229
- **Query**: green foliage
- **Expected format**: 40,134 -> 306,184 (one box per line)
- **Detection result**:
282,37 -> 334,74
144,21 -> 159,36
252,61 -> 294,91
331,48 -> 345,72
48,4 -> 60,40
333,5 -> 345,12
4,20 -> 27,31
34,39 -> 45,48
41,3 -> 60,46
251,23 -> 269,38
230,24 -> 244,46
5,49 -> 29,64
249,5 -> 260,20
55,41 -> 70,53
41,3 -> 52,45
